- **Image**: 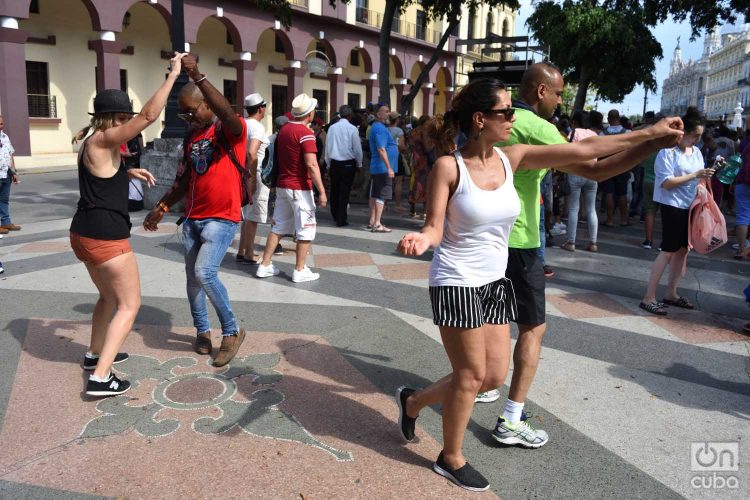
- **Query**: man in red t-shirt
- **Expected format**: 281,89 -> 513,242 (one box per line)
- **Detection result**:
143,55 -> 247,367
256,93 -> 327,283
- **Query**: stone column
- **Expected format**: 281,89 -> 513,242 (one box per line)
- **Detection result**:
88,32 -> 124,92
285,66 -> 306,103
422,86 -> 435,117
233,57 -> 257,107
328,70 -> 346,114
364,76 -> 377,105
0,19 -> 30,155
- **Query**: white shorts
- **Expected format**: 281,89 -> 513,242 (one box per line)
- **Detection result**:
271,188 -> 317,241
241,170 -> 270,223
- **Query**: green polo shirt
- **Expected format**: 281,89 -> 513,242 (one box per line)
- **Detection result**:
499,107 -> 567,249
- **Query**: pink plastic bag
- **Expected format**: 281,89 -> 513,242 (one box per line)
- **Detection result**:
688,179 -> 727,254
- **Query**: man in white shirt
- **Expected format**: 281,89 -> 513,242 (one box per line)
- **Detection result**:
237,93 -> 271,263
325,105 -> 363,227
0,115 -> 20,235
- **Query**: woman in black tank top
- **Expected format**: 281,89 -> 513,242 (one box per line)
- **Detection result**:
70,53 -> 186,398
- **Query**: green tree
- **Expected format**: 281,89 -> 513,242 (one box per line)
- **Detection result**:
526,1 -> 662,111
377,0 -> 519,112
604,0 -> 750,36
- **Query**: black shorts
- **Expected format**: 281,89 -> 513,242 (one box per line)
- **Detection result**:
600,172 -> 630,197
505,248 -> 546,326
369,173 -> 393,201
660,204 -> 689,252
429,278 -> 517,329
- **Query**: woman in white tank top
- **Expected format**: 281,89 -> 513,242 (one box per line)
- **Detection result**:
393,78 -> 685,492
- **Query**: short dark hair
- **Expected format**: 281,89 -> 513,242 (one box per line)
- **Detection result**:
244,103 -> 265,116
589,110 -> 604,129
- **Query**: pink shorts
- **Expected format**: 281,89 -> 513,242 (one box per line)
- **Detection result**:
70,232 -> 132,265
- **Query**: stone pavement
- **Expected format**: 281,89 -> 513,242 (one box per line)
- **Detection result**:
1,176 -> 749,499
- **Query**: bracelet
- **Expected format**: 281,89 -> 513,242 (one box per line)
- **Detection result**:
157,201 -> 169,213
194,75 -> 207,85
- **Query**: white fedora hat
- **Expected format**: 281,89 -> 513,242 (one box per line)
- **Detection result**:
291,93 -> 318,118
244,93 -> 265,107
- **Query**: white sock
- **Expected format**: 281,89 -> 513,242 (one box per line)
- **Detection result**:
89,372 -> 111,383
85,351 -> 99,359
502,398 -> 524,425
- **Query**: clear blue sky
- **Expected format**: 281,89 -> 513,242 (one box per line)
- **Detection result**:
513,0 -> 740,117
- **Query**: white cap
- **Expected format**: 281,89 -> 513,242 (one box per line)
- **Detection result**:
291,93 -> 318,118
244,92 -> 265,107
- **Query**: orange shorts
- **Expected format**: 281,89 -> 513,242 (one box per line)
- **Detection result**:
70,232 -> 132,265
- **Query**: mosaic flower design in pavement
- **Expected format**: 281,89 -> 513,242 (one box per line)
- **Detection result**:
80,354 -> 353,461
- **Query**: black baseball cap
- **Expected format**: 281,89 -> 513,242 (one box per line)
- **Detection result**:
89,89 -> 136,115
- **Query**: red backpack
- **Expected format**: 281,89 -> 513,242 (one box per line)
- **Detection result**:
688,179 -> 727,254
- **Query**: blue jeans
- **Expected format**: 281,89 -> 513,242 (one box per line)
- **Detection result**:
0,177 -> 12,225
182,218 -> 238,336
566,174 -> 598,244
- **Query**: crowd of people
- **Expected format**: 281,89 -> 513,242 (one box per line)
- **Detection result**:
47,51 -> 746,493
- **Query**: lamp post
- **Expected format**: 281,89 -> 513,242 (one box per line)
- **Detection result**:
162,0 -> 188,138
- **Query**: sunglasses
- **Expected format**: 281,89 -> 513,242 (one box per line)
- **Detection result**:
484,107 -> 515,120
178,102 -> 205,122
177,111 -> 197,123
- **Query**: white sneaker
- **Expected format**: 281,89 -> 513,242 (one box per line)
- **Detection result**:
256,263 -> 280,278
292,266 -> 320,283
475,389 -> 501,403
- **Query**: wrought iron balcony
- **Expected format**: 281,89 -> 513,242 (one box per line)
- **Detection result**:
402,20 -> 440,44
355,7 -> 381,28
359,9 -> 441,44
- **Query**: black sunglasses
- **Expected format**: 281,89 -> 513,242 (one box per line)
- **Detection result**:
484,107 -> 515,120
177,111 -> 197,122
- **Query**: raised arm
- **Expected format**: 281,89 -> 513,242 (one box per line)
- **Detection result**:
506,117 -> 684,173
398,155 -> 456,256
97,53 -> 186,148
560,134 -> 682,182
181,54 -> 243,137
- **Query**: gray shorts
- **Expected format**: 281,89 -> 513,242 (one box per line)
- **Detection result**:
369,174 -> 393,202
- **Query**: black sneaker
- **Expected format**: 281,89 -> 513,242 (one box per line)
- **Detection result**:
395,386 -> 417,442
543,265 -> 555,278
86,373 -> 131,397
641,240 -> 652,249
433,451 -> 490,492
82,352 -> 129,370
273,243 -> 284,256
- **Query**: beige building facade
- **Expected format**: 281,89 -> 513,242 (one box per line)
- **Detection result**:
704,30 -> 750,121
0,0 -> 515,160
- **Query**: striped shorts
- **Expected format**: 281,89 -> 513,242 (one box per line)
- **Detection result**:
429,278 -> 518,329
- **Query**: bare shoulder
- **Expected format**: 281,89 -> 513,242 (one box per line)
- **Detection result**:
432,154 -> 459,182
501,144 -> 527,171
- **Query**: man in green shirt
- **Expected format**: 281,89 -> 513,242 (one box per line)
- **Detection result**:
481,62 -> 681,449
